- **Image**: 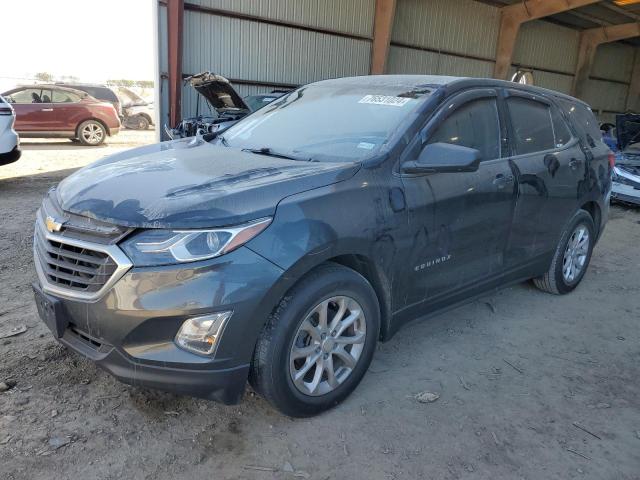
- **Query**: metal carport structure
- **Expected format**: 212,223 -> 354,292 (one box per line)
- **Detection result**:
154,0 -> 640,135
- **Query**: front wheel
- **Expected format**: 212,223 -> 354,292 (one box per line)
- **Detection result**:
77,120 -> 106,146
128,115 -> 149,130
533,209 -> 595,295
250,263 -> 380,417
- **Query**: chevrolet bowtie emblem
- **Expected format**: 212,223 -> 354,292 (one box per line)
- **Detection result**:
45,215 -> 65,233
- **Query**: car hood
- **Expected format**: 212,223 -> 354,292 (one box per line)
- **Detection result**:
187,72 -> 250,112
56,138 -> 360,229
616,113 -> 640,151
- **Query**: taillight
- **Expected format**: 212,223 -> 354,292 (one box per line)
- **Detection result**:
0,107 -> 12,116
608,152 -> 615,168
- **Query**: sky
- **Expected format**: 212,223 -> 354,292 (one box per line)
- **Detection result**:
0,0 -> 155,91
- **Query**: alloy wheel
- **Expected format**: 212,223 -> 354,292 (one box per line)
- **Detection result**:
289,296 -> 367,396
81,123 -> 104,145
562,225 -> 589,284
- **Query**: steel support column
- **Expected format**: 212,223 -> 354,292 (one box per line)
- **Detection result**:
626,48 -> 640,112
167,0 -> 184,128
370,0 -> 397,75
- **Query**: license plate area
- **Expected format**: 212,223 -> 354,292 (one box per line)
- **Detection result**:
33,283 -> 68,338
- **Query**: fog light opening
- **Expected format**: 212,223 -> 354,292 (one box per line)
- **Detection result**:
175,311 -> 232,356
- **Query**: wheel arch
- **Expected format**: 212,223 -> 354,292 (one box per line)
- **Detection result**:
261,250 -> 393,343
580,200 -> 601,237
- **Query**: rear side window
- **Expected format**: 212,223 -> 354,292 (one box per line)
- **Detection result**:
68,86 -> 116,103
427,98 -> 501,161
557,99 -> 602,147
52,90 -> 81,103
507,97 -> 555,155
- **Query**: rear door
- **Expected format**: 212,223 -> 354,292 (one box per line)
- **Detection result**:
503,90 -> 586,267
398,88 -> 516,307
51,89 -> 84,131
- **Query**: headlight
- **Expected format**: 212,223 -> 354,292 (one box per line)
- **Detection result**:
121,217 -> 271,266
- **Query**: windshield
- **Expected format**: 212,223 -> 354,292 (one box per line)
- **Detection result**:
244,94 -> 280,112
221,83 -> 429,162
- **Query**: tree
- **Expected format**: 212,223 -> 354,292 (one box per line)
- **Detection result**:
34,72 -> 53,82
106,79 -> 135,87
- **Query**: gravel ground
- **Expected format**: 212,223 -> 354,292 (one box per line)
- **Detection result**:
1,131 -> 639,479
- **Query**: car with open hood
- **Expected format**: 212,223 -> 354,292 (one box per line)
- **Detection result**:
166,72 -> 286,138
32,75 -> 611,417
610,113 -> 640,205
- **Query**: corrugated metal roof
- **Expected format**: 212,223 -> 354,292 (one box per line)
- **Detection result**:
185,0 -> 376,37
182,11 -> 371,85
583,78 -> 629,111
512,20 -> 579,75
392,0 -> 499,60
387,45 -> 494,77
592,42 -> 635,83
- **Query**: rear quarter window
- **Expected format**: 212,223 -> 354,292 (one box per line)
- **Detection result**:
557,99 -> 602,147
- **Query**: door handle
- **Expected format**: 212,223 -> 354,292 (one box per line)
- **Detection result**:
568,158 -> 583,170
493,173 -> 514,188
41,108 -> 53,112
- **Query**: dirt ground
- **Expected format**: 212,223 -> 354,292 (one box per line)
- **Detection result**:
1,131 -> 639,480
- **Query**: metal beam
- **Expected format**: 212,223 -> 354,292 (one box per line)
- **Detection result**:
167,0 -> 184,128
626,48 -> 640,111
370,0 -> 397,74
493,0 -> 600,80
600,2 -> 640,21
572,22 -> 640,97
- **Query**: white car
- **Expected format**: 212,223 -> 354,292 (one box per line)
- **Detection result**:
0,95 -> 20,165
118,87 -> 154,130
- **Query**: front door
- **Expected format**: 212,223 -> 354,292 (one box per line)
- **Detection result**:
397,89 -> 516,309
6,87 -> 56,132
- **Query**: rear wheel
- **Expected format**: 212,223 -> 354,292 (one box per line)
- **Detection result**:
77,120 -> 106,146
250,263 -> 380,417
533,209 -> 595,294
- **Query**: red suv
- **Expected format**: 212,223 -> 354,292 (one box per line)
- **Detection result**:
2,85 -> 120,146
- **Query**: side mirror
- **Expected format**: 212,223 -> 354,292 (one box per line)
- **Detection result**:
402,142 -> 481,174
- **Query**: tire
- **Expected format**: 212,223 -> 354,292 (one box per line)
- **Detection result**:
130,115 -> 149,130
77,120 -> 106,146
533,209 -> 595,295
250,263 -> 380,417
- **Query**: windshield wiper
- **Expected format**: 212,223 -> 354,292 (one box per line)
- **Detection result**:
216,134 -> 229,146
242,147 -> 311,161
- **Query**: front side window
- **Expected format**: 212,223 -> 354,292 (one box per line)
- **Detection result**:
507,97 -> 556,155
222,84 -> 430,162
427,98 -> 501,161
7,88 -> 47,104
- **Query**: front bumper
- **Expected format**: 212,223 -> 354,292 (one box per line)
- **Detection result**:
0,145 -> 21,166
34,246 -> 284,403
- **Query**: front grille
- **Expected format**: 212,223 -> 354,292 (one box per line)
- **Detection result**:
34,225 -> 118,293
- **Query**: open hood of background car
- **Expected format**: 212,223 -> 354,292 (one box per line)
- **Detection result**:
616,113 -> 640,151
188,72 -> 249,112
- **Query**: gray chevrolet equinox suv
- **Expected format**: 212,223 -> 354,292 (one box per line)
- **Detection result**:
33,75 -> 612,416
